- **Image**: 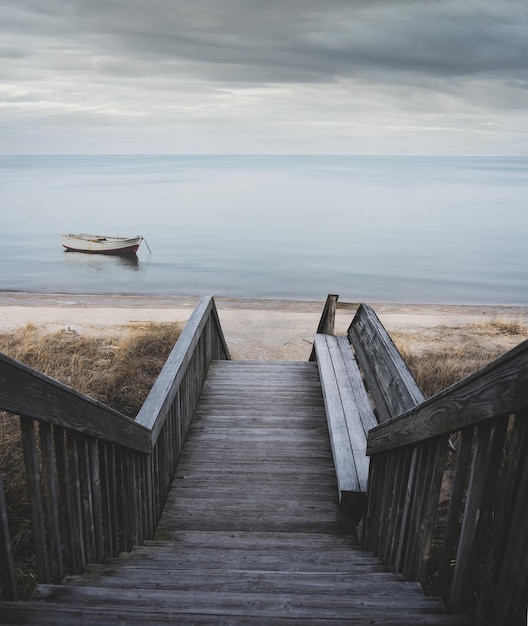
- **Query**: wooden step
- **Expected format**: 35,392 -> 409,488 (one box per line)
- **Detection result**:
0,361 -> 469,625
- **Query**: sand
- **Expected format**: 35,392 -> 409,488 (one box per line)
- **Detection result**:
1,293 -> 526,360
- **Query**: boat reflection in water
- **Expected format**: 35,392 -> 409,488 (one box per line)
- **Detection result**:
62,250 -> 140,271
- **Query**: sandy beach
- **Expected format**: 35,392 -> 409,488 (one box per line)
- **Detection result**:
1,293 -> 526,360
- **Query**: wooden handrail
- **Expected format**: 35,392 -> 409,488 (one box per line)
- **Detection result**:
349,304 -> 424,422
367,338 -> 528,455
0,295 -> 230,601
0,353 -> 150,453
363,336 -> 528,626
136,295 -> 230,443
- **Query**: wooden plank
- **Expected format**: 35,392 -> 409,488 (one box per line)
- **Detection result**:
325,336 -> 371,491
448,418 -> 508,614
20,416 -> 50,583
97,441 -> 115,560
415,436 -> 449,586
77,436 -> 96,565
336,336 -> 378,436
348,304 -> 424,421
29,584 -> 453,615
314,335 -> 360,497
485,414 -> 528,626
475,412 -> 528,625
385,449 -> 412,566
0,602 -> 471,625
367,337 -> 528,455
0,354 -> 150,453
39,422 -> 63,583
434,427 -> 473,599
65,569 -> 415,592
87,438 -> 104,561
65,430 -> 86,573
315,334 -> 378,507
53,426 -> 75,573
0,468 -> 17,600
376,452 -> 397,559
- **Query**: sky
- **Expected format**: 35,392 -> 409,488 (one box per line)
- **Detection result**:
1,0 -> 527,155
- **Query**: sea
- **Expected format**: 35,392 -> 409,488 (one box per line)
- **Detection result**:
1,155 -> 527,305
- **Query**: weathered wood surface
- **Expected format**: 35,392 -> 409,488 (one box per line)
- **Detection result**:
0,352 -> 150,453
314,334 -> 377,505
309,293 -> 339,361
0,471 -> 17,600
136,294 -> 230,442
367,337 -> 528,455
363,332 -> 528,625
348,303 -> 424,422
0,361 -> 468,624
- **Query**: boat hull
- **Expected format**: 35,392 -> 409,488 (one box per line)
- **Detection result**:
61,234 -> 142,255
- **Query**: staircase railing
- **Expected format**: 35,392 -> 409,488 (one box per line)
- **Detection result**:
0,295 -> 229,601
363,338 -> 528,626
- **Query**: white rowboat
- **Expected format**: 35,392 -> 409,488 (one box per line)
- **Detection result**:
61,234 -> 143,255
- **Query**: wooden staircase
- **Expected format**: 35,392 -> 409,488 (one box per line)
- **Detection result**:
0,361 -> 469,624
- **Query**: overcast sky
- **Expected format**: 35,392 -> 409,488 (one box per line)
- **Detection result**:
1,0 -> 527,154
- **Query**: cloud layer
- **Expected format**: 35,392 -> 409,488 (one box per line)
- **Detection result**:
1,0 -> 527,153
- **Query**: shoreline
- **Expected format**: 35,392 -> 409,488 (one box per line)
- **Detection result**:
1,292 -> 526,361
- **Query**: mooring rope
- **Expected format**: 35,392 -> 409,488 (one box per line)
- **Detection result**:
141,237 -> 152,253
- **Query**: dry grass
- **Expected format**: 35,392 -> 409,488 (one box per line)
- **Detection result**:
0,322 -> 181,599
392,318 -> 528,397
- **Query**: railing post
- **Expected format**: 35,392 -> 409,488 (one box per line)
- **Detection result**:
309,294 -> 339,361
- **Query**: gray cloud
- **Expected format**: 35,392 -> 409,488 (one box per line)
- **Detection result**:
1,0 -> 527,153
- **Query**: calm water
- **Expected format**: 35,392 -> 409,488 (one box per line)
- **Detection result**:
1,155 -> 527,304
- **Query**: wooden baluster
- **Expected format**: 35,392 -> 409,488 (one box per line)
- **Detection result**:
486,425 -> 528,626
20,417 -> 50,583
362,456 -> 382,552
476,411 -> 528,626
53,426 -> 74,573
87,437 -> 104,562
78,436 -> 96,564
394,446 -> 419,573
144,453 -> 155,539
434,427 -> 473,599
403,443 -> 429,579
98,440 -> 114,559
0,469 -> 17,600
448,418 -> 508,614
114,446 -> 126,554
414,436 -> 449,585
125,450 -> 137,550
65,430 -> 86,572
386,448 -> 412,567
377,451 -> 397,558
39,422 -> 63,583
